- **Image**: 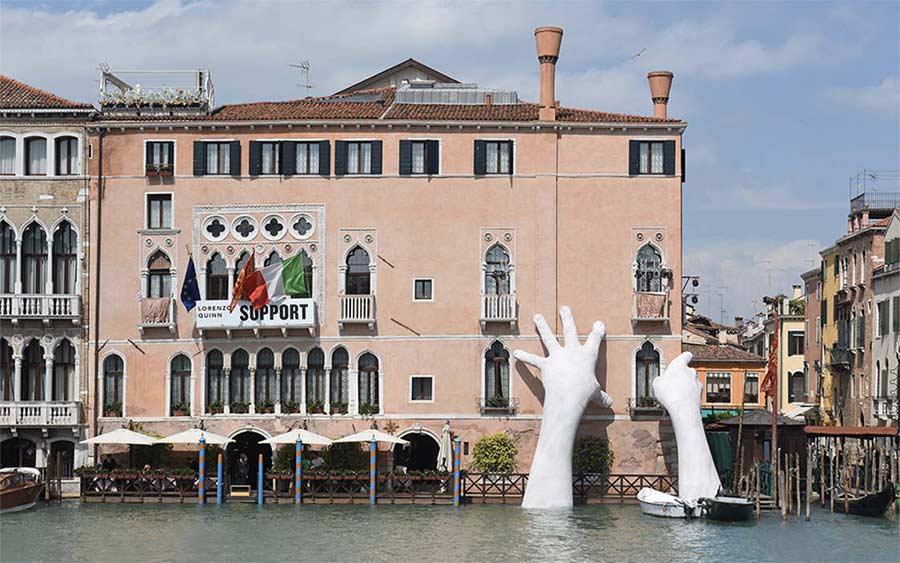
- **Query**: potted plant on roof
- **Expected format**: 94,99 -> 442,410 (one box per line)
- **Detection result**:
104,402 -> 122,417
171,402 -> 190,417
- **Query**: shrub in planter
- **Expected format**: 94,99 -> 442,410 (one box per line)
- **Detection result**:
103,402 -> 122,417
307,400 -> 324,414
259,400 -> 275,414
171,402 -> 190,416
281,400 -> 299,414
272,445 -> 295,473
358,403 -> 379,415
486,395 -> 509,409
323,442 -> 368,471
572,436 -> 614,477
208,401 -> 224,414
230,401 -> 249,414
331,401 -> 348,415
471,432 -> 517,473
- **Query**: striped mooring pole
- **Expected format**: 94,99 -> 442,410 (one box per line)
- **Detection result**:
198,437 -> 206,505
369,437 -> 377,505
257,453 -> 264,507
294,438 -> 303,504
216,453 -> 223,505
453,437 -> 461,507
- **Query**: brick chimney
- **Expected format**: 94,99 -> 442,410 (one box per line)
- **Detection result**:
792,284 -> 802,300
534,26 -> 563,121
647,71 -> 674,119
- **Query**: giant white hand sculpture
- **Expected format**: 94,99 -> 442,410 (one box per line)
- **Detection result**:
514,306 -> 611,509
652,351 -> 721,501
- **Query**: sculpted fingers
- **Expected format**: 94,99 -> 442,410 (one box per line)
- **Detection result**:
664,351 -> 693,376
532,313 -> 561,352
589,387 -> 614,408
513,349 -> 546,370
583,321 -> 606,355
559,306 -> 578,347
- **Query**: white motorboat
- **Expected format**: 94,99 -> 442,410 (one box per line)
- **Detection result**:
637,487 -> 698,518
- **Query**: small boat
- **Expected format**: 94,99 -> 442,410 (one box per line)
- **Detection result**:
701,495 -> 755,522
637,487 -> 698,518
832,483 -> 896,517
0,468 -> 44,514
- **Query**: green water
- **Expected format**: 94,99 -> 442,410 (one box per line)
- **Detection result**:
1,502 -> 897,562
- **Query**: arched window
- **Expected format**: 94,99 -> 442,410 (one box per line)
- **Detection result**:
146,251 -> 171,298
206,350 -> 224,412
21,223 -> 47,294
21,340 -> 44,401
235,251 -> 251,273
635,341 -> 660,403
330,347 -> 349,409
345,247 -> 370,295
55,136 -> 79,175
263,251 -> 282,267
0,221 -> 15,293
24,137 -> 46,175
53,221 -> 77,294
52,340 -> 75,401
0,339 -> 13,401
281,348 -> 301,407
102,355 -> 124,415
789,371 -> 805,403
0,136 -> 15,175
256,348 -> 276,407
484,244 -> 510,295
484,341 -> 510,404
635,244 -> 663,292
170,354 -> 191,415
206,253 -> 228,300
358,352 -> 379,412
292,250 -> 314,298
230,349 -> 250,407
306,347 -> 325,411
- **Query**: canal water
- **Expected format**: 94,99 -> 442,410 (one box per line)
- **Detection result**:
1,503 -> 897,562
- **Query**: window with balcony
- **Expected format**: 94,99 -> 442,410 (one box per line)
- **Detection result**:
0,221 -> 15,293
484,244 -> 510,295
293,250 -> 314,298
358,352 -> 380,414
102,354 -> 124,416
256,348 -> 276,410
146,251 -> 172,299
635,244 -> 663,292
52,221 -> 77,295
1,339 -> 13,401
399,140 -> 439,175
21,223 -> 47,294
281,348 -> 301,409
205,350 -> 224,413
706,372 -> 731,404
55,136 -> 79,175
484,341 -> 510,410
25,137 -> 47,175
206,253 -> 228,300
330,347 -> 349,411
306,347 -> 326,412
635,341 -> 660,407
169,354 -> 191,415
52,339 -> 75,401
474,140 -> 513,175
146,194 -> 173,230
22,339 -> 45,401
146,141 -> 174,176
410,376 -> 434,402
744,372 -> 759,403
346,246 -> 371,295
230,349 -> 250,410
0,136 -> 15,175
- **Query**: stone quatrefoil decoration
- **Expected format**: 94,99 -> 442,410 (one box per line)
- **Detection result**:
293,217 -> 312,236
235,218 -> 255,238
205,218 -> 225,238
264,218 -> 284,237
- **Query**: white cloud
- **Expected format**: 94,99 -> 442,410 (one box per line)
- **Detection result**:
826,76 -> 900,118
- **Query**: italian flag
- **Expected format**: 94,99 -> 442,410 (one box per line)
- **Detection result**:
230,254 -> 307,312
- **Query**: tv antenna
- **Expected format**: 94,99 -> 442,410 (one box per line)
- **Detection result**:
289,60 -> 315,93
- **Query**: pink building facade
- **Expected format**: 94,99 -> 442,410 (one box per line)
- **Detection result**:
84,28 -> 686,474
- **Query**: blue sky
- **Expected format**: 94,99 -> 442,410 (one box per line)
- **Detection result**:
3,1 -> 898,321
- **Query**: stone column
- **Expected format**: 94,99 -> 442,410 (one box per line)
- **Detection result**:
14,240 -> 22,295
349,368 -> 359,415
300,367 -> 307,414
248,366 -> 256,414
227,267 -> 235,291
324,363 -> 331,414
44,354 -> 54,402
223,367 -> 231,415
13,355 -> 22,401
274,367 -> 283,415
46,232 -> 53,296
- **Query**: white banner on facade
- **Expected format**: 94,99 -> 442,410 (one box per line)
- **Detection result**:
194,299 -> 315,329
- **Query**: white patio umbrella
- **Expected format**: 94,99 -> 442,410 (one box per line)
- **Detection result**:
437,423 -> 453,472
80,428 -> 157,446
335,429 -> 410,446
260,429 -> 333,447
156,428 -> 233,445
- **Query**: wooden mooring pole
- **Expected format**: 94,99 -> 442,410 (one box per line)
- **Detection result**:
806,447 -> 811,521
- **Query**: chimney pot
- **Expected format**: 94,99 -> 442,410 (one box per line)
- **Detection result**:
535,26 -> 563,121
485,94 -> 492,106
647,71 -> 674,119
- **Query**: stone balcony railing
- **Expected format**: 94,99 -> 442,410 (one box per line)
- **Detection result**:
0,294 -> 81,324
480,293 -> 517,328
339,294 -> 375,330
627,397 -> 667,416
139,297 -> 175,335
0,401 -> 81,427
632,291 -> 669,323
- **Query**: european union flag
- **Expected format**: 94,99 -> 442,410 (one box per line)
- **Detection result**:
180,256 -> 201,312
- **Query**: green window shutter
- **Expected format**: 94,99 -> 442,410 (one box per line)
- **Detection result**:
680,147 -> 686,183
663,141 -> 676,175
281,141 -> 296,176
473,140 -> 486,176
228,141 -> 241,176
370,141 -> 382,175
426,140 -> 440,174
398,140 -> 412,176
318,141 -> 330,176
893,297 -> 900,333
192,141 -> 206,176
628,140 -> 640,176
334,141 -> 347,176
248,141 -> 262,176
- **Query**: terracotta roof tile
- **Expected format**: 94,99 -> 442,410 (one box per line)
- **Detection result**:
0,75 -> 93,110
684,343 -> 766,363
383,101 -> 678,123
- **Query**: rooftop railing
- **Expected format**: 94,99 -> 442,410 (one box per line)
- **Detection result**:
850,192 -> 900,213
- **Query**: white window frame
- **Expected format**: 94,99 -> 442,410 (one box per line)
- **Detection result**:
412,277 -> 434,302
142,139 -> 177,176
294,140 -> 325,175
341,138 -> 378,175
481,138 -> 516,175
202,139 -> 236,176
409,375 -> 434,403
143,191 -> 175,231
405,137 -> 442,176
258,140 -> 281,176
100,351 -> 127,418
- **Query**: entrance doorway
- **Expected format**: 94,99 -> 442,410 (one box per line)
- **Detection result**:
1,437 -> 37,468
393,432 -> 439,471
226,430 -> 271,489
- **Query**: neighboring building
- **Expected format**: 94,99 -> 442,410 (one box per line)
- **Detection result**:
333,58 -> 459,95
801,266 -> 822,410
84,27 -> 687,475
871,210 -> 900,426
683,342 -> 766,414
0,76 -> 94,478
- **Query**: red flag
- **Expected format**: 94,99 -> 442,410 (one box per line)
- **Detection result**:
761,312 -> 779,397
229,254 -> 257,313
